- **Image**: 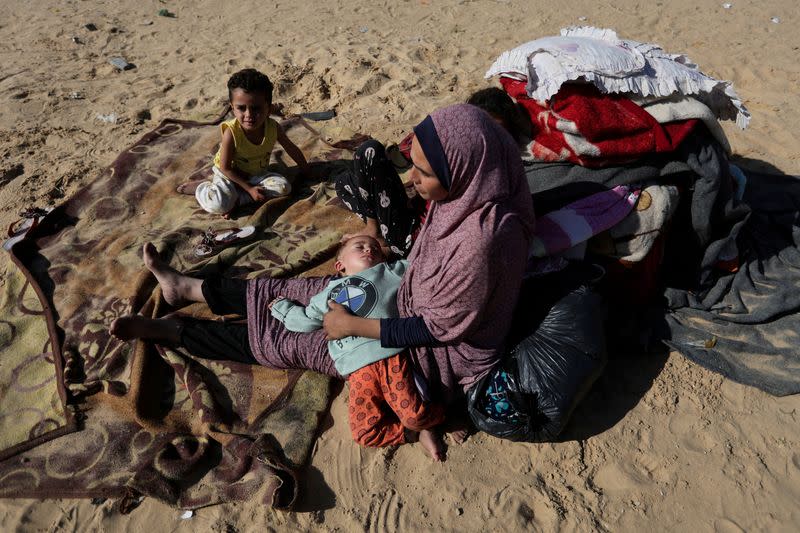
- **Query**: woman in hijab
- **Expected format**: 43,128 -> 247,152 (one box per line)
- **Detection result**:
325,103 -> 534,401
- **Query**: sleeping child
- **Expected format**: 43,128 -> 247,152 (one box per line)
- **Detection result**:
270,235 -> 445,459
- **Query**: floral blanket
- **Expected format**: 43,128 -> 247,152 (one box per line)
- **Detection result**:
0,111 -> 365,510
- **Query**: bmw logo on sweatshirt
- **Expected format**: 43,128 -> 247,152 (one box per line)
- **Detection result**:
328,277 -> 378,317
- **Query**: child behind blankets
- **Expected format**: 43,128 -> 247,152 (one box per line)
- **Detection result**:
270,235 -> 445,459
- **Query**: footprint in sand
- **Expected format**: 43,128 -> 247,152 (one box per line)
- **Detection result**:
593,461 -> 648,495
668,411 -> 717,454
358,73 -> 390,97
0,163 -> 24,186
483,484 -> 561,531
365,488 -> 408,533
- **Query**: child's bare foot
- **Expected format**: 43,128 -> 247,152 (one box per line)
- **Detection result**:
110,315 -> 182,344
176,180 -> 203,195
419,428 -> 446,462
142,242 -> 201,307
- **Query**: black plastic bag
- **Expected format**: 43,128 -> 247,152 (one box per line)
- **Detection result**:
467,266 -> 607,442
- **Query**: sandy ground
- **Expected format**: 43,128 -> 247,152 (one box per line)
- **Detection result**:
2,0 -> 800,531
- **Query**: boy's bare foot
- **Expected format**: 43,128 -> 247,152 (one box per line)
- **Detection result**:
142,242 -> 202,307
176,180 -> 203,195
419,428 -> 446,462
110,315 -> 182,344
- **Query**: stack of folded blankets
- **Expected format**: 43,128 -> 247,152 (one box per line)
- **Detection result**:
487,26 -> 751,316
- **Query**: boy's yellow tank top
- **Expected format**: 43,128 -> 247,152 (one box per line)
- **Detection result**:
213,117 -> 278,176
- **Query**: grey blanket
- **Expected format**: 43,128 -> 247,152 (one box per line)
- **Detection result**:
665,170 -> 800,396
527,130 -> 800,396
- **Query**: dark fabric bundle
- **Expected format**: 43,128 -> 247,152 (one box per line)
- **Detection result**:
467,265 -> 607,441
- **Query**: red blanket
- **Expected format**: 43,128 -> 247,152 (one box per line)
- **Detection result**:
501,78 -> 698,168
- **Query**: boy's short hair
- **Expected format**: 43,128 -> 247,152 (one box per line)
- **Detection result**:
467,87 -> 527,142
227,68 -> 274,104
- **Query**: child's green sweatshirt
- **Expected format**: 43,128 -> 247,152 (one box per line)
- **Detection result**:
270,260 -> 408,376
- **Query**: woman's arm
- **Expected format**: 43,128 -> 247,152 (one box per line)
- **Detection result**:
322,302 -> 437,347
380,317 -> 437,347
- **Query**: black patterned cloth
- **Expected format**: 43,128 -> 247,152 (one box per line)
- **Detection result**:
335,140 -> 425,257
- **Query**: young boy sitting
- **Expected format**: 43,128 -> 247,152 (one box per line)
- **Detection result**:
110,236 -> 446,460
182,68 -> 310,217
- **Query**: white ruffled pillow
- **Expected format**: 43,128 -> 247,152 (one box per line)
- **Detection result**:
486,26 -> 750,128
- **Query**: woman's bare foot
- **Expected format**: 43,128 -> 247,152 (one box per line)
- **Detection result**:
419,428 -> 446,462
142,242 -> 204,306
110,315 -> 182,344
444,419 -> 470,444
448,428 -> 469,444
442,410 -> 471,444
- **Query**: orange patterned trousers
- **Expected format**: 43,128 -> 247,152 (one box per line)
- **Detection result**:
348,352 -> 445,447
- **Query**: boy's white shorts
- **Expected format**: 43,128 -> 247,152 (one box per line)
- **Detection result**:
195,167 -> 291,214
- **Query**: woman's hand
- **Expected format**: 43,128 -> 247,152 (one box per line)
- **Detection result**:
324,301 -> 382,340
323,301 -> 355,340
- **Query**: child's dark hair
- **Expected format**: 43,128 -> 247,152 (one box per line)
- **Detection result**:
467,87 -> 527,142
227,68 -> 274,103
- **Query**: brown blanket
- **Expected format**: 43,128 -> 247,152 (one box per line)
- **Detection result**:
0,111 -> 366,510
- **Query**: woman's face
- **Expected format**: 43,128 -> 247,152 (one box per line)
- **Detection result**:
409,137 -> 448,202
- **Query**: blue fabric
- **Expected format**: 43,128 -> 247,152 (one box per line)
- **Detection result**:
413,115 -> 452,190
380,316 -> 436,348
477,369 -> 523,423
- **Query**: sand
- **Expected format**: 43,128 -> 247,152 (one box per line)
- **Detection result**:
1,0 -> 799,530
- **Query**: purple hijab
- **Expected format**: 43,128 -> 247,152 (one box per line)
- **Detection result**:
398,104 -> 535,400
